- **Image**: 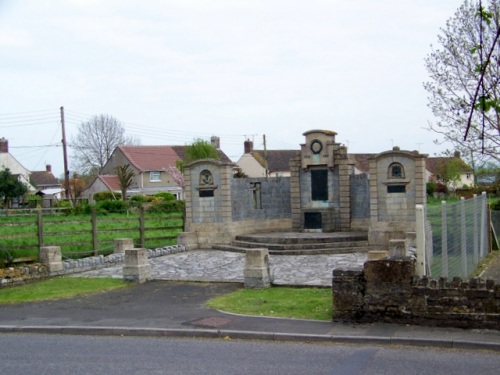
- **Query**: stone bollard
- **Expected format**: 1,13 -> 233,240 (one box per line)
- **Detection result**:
244,248 -> 270,289
114,238 -> 134,254
39,246 -> 64,273
123,248 -> 150,283
389,239 -> 407,257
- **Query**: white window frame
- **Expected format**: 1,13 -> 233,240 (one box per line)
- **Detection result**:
150,171 -> 161,182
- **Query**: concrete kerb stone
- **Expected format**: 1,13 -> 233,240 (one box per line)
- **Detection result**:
0,325 -> 498,351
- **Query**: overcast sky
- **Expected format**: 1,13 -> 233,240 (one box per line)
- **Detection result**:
0,0 -> 463,177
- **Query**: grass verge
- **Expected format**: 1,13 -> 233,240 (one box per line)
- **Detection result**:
0,277 -> 129,304
207,286 -> 332,321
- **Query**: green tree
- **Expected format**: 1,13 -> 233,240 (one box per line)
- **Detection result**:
424,0 -> 500,165
115,164 -> 135,201
0,168 -> 28,208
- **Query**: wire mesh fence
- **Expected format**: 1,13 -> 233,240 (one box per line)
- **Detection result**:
424,194 -> 489,279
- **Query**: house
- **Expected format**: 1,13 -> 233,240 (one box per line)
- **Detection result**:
30,164 -> 64,207
236,140 -> 299,177
350,152 -> 474,189
424,152 -> 474,189
0,138 -> 35,193
236,140 -> 475,190
83,137 -> 232,203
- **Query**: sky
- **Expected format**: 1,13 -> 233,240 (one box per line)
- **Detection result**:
0,0 -> 464,178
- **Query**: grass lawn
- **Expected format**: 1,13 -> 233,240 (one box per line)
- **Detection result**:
207,286 -> 332,321
0,277 -> 129,304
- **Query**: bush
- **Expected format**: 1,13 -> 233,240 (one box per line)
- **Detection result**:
93,191 -> 122,202
490,199 -> 500,210
128,195 -> 148,208
52,200 -> 72,215
436,182 -> 449,194
155,192 -> 176,201
97,200 -> 128,213
426,181 -> 437,197
146,200 -> 185,214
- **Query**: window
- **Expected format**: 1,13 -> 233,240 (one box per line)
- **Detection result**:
150,171 -> 161,182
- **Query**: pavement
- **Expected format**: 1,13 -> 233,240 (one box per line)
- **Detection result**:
0,249 -> 500,352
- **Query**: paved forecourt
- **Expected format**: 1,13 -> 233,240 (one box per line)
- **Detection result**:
74,250 -> 368,286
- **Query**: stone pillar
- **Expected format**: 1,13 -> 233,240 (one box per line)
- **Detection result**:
244,248 -> 270,289
114,238 -> 134,254
39,246 -> 64,273
123,248 -> 150,283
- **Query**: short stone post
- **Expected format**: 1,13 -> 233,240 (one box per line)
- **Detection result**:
367,250 -> 389,260
114,238 -> 134,254
389,239 -> 407,257
123,248 -> 150,283
244,248 -> 270,289
39,246 -> 64,273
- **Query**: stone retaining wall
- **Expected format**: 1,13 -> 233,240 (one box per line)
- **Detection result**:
0,245 -> 186,288
332,257 -> 500,330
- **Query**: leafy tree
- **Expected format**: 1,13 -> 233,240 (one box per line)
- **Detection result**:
0,168 -> 28,208
168,138 -> 219,183
434,157 -> 468,192
183,138 -> 219,165
424,0 -> 500,165
71,114 -> 140,174
115,164 -> 135,201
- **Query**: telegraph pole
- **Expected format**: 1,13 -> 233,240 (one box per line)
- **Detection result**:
263,134 -> 269,178
60,106 -> 71,201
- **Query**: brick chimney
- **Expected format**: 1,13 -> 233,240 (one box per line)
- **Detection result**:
210,136 -> 220,149
0,138 -> 8,153
244,140 -> 253,154
46,164 -> 52,173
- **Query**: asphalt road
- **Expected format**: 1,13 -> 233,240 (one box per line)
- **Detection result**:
0,333 -> 498,375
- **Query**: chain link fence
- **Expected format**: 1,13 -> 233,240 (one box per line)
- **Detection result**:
424,194 -> 489,279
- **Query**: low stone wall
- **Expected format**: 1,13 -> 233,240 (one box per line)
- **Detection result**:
332,257 -> 500,330
0,245 -> 186,288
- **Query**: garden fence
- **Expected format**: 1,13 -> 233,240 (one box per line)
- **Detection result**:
423,193 -> 489,279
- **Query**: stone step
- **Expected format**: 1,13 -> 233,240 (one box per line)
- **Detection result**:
235,232 -> 369,245
231,239 -> 370,251
212,244 -> 378,255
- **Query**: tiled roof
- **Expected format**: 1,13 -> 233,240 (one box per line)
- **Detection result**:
425,157 -> 473,174
30,170 -> 60,188
99,175 -> 121,191
118,145 -> 181,172
118,145 -> 233,173
350,154 -> 376,173
250,150 -> 299,172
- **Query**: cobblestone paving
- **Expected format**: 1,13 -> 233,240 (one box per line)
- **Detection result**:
74,250 -> 367,286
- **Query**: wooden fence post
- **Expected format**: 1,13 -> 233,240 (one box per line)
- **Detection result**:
37,209 -> 44,258
139,206 -> 145,248
92,208 -> 98,256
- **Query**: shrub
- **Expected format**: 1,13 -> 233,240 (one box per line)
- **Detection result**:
52,200 -> 72,215
426,181 -> 437,197
490,199 -> 500,210
128,195 -> 148,208
146,200 -> 185,214
155,192 -> 176,201
435,183 -> 449,194
97,200 -> 128,213
93,191 -> 122,202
